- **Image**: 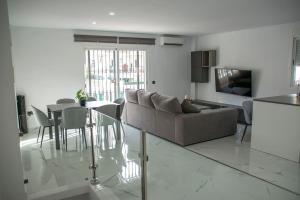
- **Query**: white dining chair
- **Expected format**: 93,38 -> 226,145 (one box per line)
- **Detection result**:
56,98 -> 75,104
60,107 -> 88,151
94,104 -> 120,142
32,106 -> 58,148
87,97 -> 97,101
241,100 -> 253,142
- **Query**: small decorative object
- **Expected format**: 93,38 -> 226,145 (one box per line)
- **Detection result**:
184,94 -> 192,101
76,89 -> 87,106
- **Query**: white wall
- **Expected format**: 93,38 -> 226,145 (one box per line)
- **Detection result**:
0,0 -> 26,199
11,27 -> 192,128
149,42 -> 192,98
11,27 -> 85,128
192,21 -> 300,105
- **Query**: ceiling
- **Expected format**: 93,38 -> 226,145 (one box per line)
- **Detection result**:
7,0 -> 300,35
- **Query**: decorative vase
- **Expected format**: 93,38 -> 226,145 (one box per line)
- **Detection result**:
80,99 -> 86,106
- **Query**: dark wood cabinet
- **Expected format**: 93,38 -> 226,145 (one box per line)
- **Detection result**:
191,66 -> 209,83
191,51 -> 202,68
191,50 -> 216,67
202,51 -> 209,66
191,50 -> 216,83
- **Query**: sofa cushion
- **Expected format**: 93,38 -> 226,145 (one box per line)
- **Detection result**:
125,89 -> 138,103
181,99 -> 200,113
151,93 -> 182,113
137,90 -> 155,108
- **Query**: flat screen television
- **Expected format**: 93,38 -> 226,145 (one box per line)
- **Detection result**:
215,68 -> 252,97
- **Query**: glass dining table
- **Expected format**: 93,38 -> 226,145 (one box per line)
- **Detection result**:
46,101 -> 119,150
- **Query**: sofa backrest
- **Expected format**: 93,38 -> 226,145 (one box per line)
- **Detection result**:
125,89 -> 182,114
124,101 -> 176,139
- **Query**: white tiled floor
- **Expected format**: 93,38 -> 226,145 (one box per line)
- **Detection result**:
186,125 -> 300,195
21,130 -> 92,194
20,124 -> 300,200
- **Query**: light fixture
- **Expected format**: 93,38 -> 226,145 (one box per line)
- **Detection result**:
92,21 -> 97,25
109,12 -> 115,16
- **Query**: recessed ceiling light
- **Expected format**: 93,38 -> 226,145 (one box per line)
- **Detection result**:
109,12 -> 115,16
92,21 -> 96,25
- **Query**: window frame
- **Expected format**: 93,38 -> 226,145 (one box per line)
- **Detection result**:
291,36 -> 300,86
84,48 -> 148,101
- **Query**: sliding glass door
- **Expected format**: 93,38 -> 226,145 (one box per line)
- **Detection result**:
85,49 -> 146,101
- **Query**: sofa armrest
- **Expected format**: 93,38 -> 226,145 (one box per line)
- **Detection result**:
175,108 -> 238,146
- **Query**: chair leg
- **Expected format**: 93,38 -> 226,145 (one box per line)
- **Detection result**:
120,123 -> 125,138
82,128 -> 87,149
65,129 -> 68,151
60,128 -> 62,141
62,128 -> 65,144
78,128 -> 81,150
112,124 -> 117,139
104,126 -> 108,138
40,127 -> 45,148
241,125 -> 248,143
97,126 -> 102,146
100,126 -> 103,144
37,126 -> 41,143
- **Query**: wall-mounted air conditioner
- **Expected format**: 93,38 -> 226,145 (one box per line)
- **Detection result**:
160,36 -> 184,46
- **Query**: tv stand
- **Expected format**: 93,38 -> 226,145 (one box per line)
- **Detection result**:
192,99 -> 246,123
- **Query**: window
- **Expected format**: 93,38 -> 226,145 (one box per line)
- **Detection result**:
84,49 -> 146,101
292,37 -> 300,85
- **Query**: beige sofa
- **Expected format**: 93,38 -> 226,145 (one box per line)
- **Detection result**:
122,89 -> 238,146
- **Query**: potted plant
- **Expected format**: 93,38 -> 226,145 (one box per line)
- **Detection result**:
76,89 -> 87,106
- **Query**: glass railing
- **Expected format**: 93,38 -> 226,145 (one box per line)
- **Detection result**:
20,107 -> 299,200
90,110 -> 142,199
20,124 -> 92,195
90,110 -> 299,200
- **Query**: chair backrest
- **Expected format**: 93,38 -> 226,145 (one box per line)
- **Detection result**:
242,100 -> 253,124
94,104 -> 118,119
62,107 -> 87,129
94,104 -> 118,126
87,97 -> 97,101
56,98 -> 75,104
113,98 -> 125,116
32,106 -> 51,127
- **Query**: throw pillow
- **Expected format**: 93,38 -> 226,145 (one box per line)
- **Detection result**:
125,89 -> 139,103
137,90 -> 156,108
151,93 -> 182,113
181,99 -> 200,113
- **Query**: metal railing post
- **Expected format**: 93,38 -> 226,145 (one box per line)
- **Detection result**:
89,108 -> 99,185
140,130 -> 148,200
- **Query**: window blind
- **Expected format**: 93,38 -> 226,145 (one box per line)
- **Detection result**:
295,38 -> 300,65
119,37 -> 155,45
74,34 -> 118,43
74,34 -> 155,45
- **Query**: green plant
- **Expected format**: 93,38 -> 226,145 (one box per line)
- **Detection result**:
75,89 -> 87,101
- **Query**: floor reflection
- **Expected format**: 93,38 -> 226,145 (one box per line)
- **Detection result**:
95,126 -> 140,186
20,124 -> 299,200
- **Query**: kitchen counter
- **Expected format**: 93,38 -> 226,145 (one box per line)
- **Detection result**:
251,94 -> 300,163
254,94 -> 300,106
